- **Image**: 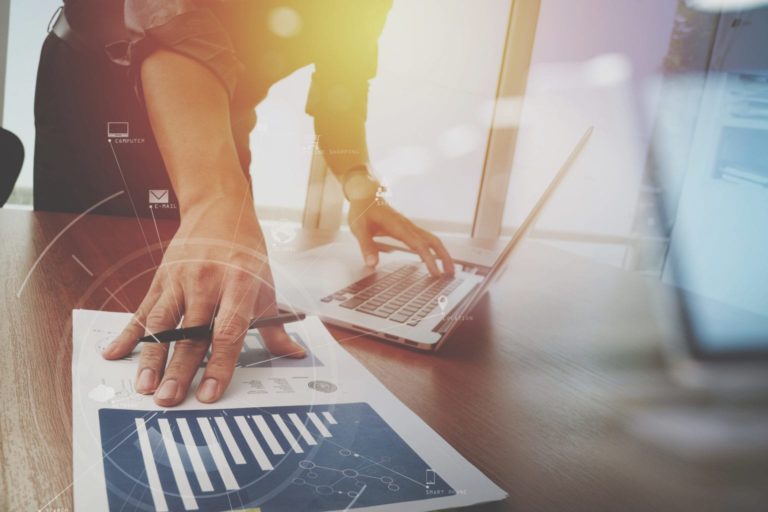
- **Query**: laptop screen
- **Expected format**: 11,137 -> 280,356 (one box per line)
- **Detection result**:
654,8 -> 768,358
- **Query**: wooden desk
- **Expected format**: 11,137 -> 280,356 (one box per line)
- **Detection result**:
1,209 -> 766,512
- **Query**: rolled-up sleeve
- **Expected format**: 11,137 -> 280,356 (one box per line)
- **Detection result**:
305,0 -> 392,122
123,0 -> 244,101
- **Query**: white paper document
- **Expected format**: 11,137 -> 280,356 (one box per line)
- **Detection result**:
72,309 -> 506,511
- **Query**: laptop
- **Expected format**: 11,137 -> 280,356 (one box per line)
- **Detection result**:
275,128 -> 592,350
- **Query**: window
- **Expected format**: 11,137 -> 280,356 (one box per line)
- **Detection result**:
2,0 -> 60,207
363,0 -> 513,233
501,0 -> 679,267
250,67 -> 314,221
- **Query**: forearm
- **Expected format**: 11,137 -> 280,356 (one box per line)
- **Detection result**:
141,50 -> 248,216
314,116 -> 370,179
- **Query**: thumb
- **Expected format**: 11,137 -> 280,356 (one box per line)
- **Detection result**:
251,271 -> 304,358
354,226 -> 379,267
259,325 -> 306,359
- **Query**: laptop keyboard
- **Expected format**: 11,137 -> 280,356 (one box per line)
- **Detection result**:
321,264 -> 463,326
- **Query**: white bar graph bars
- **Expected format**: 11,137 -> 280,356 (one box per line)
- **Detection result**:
288,413 -> 317,446
128,410 -> 339,509
135,418 -> 169,512
176,418 -> 214,492
196,417 -> 239,490
215,417 -> 246,464
272,414 -> 304,454
253,415 -> 285,455
307,412 -> 333,437
158,419 -> 199,511
234,416 -> 274,471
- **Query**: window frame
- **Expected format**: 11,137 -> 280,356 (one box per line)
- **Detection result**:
303,0 -> 542,240
0,0 -> 10,124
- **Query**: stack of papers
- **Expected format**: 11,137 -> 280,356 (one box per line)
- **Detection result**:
72,310 -> 506,511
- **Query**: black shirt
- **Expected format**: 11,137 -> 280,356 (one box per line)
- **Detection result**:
63,0 -> 128,46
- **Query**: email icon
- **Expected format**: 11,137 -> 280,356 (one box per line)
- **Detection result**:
148,189 -> 169,204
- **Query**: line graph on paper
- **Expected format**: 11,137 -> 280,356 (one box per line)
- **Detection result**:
99,403 -> 454,511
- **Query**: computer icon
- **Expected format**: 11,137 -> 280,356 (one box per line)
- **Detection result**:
107,122 -> 129,139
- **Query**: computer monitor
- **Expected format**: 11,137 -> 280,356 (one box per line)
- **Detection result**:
652,8 -> 768,365
107,121 -> 129,139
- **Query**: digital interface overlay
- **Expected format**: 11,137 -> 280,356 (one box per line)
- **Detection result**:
99,402 -> 454,511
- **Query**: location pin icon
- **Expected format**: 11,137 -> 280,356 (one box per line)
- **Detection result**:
438,295 -> 448,314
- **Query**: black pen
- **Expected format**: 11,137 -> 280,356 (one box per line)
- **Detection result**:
137,312 -> 306,343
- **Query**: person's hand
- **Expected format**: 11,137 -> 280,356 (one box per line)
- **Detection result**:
102,197 -> 305,406
348,198 -> 454,276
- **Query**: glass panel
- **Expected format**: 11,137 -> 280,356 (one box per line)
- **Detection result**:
501,0 -> 679,267
3,0 -> 61,205
364,0 -> 512,232
250,67 -> 314,220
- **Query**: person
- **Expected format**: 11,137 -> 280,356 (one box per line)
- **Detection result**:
0,127 -> 24,205
35,0 -> 454,407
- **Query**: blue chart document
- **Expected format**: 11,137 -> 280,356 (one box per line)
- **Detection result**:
100,403 -> 454,511
73,310 -> 506,511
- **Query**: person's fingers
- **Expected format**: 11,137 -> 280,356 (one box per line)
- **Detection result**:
102,312 -> 147,360
153,297 -> 214,406
260,325 -> 306,359
135,293 -> 180,394
350,221 -> 379,267
197,314 -> 248,403
195,273 -> 255,403
249,264 -> 304,359
401,227 -> 441,277
377,215 -> 441,276
153,340 -> 209,406
252,263 -> 278,318
247,266 -> 306,358
423,230 -> 455,276
103,282 -> 163,360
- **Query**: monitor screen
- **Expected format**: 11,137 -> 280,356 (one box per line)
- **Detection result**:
654,8 -> 768,358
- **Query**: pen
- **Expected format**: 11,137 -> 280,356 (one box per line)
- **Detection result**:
137,312 -> 306,343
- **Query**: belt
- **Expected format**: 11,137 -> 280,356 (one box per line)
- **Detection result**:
49,6 -> 92,53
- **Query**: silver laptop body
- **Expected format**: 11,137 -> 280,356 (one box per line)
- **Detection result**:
274,129 -> 592,350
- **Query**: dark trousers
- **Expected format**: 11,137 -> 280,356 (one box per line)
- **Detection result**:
33,33 -> 179,219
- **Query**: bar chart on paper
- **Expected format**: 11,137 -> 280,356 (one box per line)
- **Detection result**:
99,403 -> 455,511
